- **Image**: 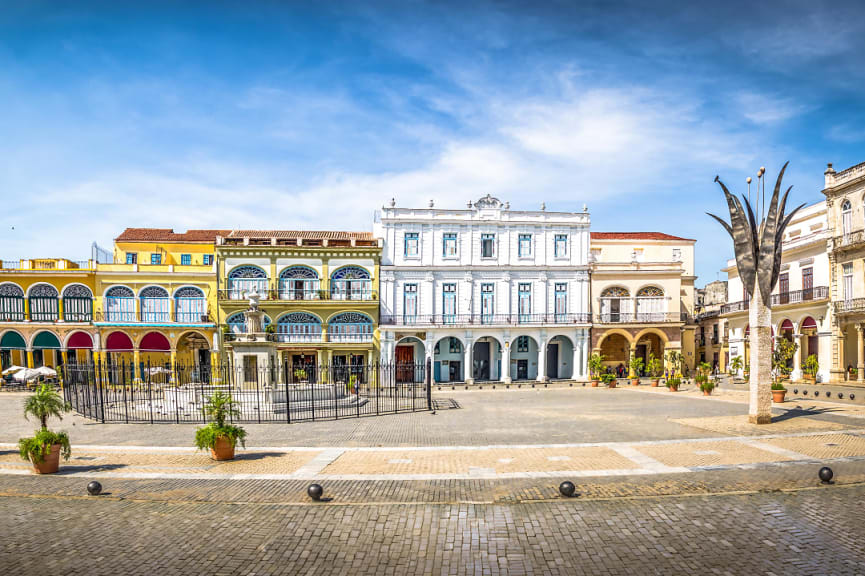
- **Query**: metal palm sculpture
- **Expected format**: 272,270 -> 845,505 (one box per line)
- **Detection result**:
707,162 -> 805,423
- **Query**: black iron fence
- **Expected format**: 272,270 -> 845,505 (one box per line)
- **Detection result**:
61,361 -> 431,424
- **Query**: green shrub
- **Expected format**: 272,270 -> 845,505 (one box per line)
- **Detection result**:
629,355 -> 644,378
802,354 -> 819,377
771,381 -> 787,391
666,377 -> 681,390
588,353 -> 605,379
601,373 -> 616,385
194,392 -> 247,451
18,383 -> 71,464
18,428 -> 71,463
646,353 -> 663,378
700,379 -> 715,393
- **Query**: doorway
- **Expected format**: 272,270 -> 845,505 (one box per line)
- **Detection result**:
474,342 -> 491,380
517,359 -> 528,380
546,343 -> 558,379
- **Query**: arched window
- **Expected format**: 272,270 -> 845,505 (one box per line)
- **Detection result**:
276,312 -> 322,343
842,199 -> 852,237
105,285 -> 135,322
62,285 -> 93,322
330,266 -> 372,301
228,266 -> 268,300
225,312 -> 271,334
600,286 -> 630,323
329,312 -> 373,342
279,266 -> 320,300
636,286 -> 665,321
140,286 -> 170,323
28,284 -> 59,322
175,286 -> 207,323
0,283 -> 25,321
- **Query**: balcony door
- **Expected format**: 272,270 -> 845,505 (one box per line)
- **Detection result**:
778,273 -> 789,305
802,268 -> 813,300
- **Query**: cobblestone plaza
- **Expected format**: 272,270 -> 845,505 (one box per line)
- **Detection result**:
4,386 -> 865,574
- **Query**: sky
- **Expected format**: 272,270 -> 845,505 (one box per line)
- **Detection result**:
1,0 -> 863,283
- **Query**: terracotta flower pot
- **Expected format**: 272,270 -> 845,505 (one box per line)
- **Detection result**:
210,436 -> 236,461
651,379 -> 659,387
668,385 -> 678,392
702,390 -> 711,396
631,379 -> 640,386
608,380 -> 617,388
31,443 -> 61,475
772,389 -> 787,403
591,380 -> 599,387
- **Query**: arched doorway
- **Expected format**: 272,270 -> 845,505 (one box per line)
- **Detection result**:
800,316 -> 818,364
434,337 -> 464,383
0,330 -> 26,369
32,331 -> 61,368
546,335 -> 575,379
279,266 -> 320,300
599,332 -> 630,375
176,331 -> 211,366
600,287 -> 631,323
227,265 -> 268,300
394,336 -> 424,383
66,331 -> 94,365
779,319 -> 795,373
330,266 -> 372,300
634,331 -> 666,375
474,336 -> 503,381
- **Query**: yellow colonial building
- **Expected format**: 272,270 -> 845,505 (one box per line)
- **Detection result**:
0,257 -> 98,370
589,232 -> 697,375
216,230 -> 381,374
93,228 -> 226,371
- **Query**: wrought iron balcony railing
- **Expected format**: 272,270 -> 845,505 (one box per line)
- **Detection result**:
720,300 -> 749,314
381,313 -> 591,326
94,309 -> 214,324
770,286 -> 828,306
218,288 -> 379,302
593,312 -> 684,324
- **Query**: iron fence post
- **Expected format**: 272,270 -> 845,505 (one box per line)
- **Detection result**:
426,357 -> 432,411
284,361 -> 291,424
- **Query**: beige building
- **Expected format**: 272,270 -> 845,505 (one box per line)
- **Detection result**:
589,232 -> 697,375
694,280 -> 727,371
823,161 -> 865,382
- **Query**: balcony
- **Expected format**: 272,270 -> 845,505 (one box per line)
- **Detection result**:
722,287 -> 829,314
832,229 -> 865,252
720,300 -> 749,314
770,286 -> 829,306
593,312 -> 684,324
95,297 -> 213,324
834,298 -> 865,315
381,313 -> 591,326
0,296 -> 94,323
218,288 -> 378,302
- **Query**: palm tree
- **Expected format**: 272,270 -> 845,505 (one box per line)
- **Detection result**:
23,383 -> 69,430
730,355 -> 743,375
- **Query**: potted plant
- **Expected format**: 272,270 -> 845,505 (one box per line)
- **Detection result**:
647,353 -> 663,386
588,353 -> 605,387
665,350 -> 684,378
194,391 -> 247,461
773,338 -> 797,384
695,362 -> 713,395
18,383 -> 71,474
666,377 -> 681,392
802,354 -> 819,382
729,355 -> 743,379
347,374 -> 358,394
771,381 -> 787,403
294,367 -> 308,382
629,355 -> 644,386
601,373 -> 617,388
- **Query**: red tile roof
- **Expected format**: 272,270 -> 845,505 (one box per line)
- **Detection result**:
226,230 -> 374,240
115,228 -> 230,243
591,232 -> 695,242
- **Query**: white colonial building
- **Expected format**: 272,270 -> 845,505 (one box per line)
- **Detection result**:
374,195 -> 591,383
722,201 -> 832,382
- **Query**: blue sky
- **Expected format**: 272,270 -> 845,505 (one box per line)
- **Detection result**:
1,1 -> 863,283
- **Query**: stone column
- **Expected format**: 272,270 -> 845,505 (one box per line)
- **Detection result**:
628,345 -> 637,378
748,283 -> 773,424
26,348 -> 34,369
502,340 -> 512,383
792,333 -> 803,381
858,324 -> 865,382
572,336 -> 581,380
464,338 -> 474,384
536,339 -> 547,382
133,348 -> 141,383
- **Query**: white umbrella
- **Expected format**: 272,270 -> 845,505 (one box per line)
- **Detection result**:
2,365 -> 25,377
33,366 -> 57,378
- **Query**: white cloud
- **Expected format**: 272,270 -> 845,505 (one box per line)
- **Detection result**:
736,92 -> 811,125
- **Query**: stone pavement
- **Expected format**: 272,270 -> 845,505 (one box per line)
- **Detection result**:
2,478 -> 865,575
